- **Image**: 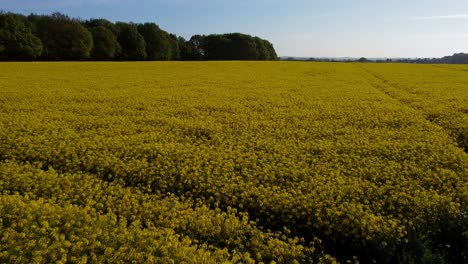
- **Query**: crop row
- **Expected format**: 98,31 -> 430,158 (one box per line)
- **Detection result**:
359,63 -> 468,151
0,161 -> 323,263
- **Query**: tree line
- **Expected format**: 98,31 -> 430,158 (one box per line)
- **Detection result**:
0,12 -> 277,61
392,53 -> 468,64
293,53 -> 468,64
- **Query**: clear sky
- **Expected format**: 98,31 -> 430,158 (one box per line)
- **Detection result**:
1,0 -> 468,58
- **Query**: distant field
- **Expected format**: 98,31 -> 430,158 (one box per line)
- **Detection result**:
0,62 -> 467,263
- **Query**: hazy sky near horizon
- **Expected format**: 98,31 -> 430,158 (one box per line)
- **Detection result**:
2,0 -> 468,58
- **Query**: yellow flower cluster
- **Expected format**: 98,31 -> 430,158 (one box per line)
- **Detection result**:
0,62 -> 466,263
0,194 -> 240,263
0,161 -> 312,263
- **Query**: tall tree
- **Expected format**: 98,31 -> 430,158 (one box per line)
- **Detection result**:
31,13 -> 93,60
137,23 -> 171,60
84,18 -> 118,35
199,33 -> 277,60
0,13 -> 42,60
202,34 -> 230,60
187,35 -> 205,60
115,22 -> 146,60
178,37 -> 194,61
168,34 -> 180,60
225,33 -> 259,60
254,37 -> 270,60
449,53 -> 468,64
264,40 -> 278,60
89,26 -> 120,60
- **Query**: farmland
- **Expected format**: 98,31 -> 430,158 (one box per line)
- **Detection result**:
0,62 -> 467,263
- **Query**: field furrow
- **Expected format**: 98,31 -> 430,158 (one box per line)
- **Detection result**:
358,64 -> 468,152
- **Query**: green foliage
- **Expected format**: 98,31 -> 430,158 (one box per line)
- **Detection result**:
199,33 -> 277,60
264,39 -> 278,60
115,22 -> 147,61
89,26 -> 120,60
84,18 -> 118,35
31,13 -> 93,61
168,33 -> 181,60
178,36 -> 194,61
0,13 -> 42,60
2,11 -> 278,61
137,23 -> 171,60
186,35 -> 205,60
254,36 -> 271,60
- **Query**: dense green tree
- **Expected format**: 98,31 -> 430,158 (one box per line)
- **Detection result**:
254,37 -> 270,60
137,23 -> 171,60
3,11 -> 278,61
202,34 -> 230,60
0,13 -> 42,60
199,33 -> 277,60
31,13 -> 93,60
115,22 -> 146,60
225,33 -> 259,60
447,53 -> 468,64
84,18 -> 118,35
89,26 -> 120,60
168,34 -> 180,60
264,40 -> 278,60
358,57 -> 368,63
178,37 -> 193,61
187,35 -> 205,60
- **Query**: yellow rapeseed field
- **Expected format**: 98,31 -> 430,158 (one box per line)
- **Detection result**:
0,62 -> 467,263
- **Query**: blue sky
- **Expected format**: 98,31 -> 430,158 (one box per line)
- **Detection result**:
1,0 -> 468,58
